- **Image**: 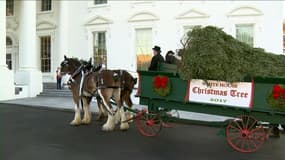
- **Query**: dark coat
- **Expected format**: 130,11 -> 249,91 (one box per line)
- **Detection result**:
148,53 -> 165,71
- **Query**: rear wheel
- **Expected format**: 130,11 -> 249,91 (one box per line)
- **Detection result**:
226,115 -> 267,153
136,109 -> 162,137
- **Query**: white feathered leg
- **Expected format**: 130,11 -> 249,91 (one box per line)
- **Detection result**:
102,114 -> 115,131
114,109 -> 121,124
119,107 -> 129,130
70,104 -> 81,125
82,98 -> 92,125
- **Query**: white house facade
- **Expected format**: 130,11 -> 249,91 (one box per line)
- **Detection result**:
0,0 -> 283,100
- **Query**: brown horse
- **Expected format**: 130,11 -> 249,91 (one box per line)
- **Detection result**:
96,70 -> 137,121
60,56 -> 129,131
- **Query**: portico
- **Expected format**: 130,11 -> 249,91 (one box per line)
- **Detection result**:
1,0 -> 43,100
0,0 -> 14,100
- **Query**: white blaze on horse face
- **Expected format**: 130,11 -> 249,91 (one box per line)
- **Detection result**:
102,114 -> 115,131
70,104 -> 81,125
98,89 -> 115,115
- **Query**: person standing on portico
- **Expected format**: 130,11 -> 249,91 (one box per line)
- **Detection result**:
56,67 -> 62,89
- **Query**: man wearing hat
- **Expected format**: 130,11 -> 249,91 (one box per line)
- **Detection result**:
148,45 -> 165,71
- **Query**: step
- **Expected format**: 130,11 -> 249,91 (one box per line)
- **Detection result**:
37,93 -> 73,97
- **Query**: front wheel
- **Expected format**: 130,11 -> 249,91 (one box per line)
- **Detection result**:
136,109 -> 162,137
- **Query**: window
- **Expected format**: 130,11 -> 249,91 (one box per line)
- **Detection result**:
236,24 -> 254,47
93,31 -> 107,67
183,25 -> 201,42
40,36 -> 51,72
6,0 -> 14,16
136,28 -> 152,71
6,37 -> 13,46
94,0 -> 107,5
6,54 -> 12,70
41,0 -> 52,11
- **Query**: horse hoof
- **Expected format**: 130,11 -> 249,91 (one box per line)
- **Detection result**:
82,118 -> 91,125
120,123 -> 129,131
102,124 -> 115,131
126,113 -> 134,123
114,116 -> 121,125
70,119 -> 81,126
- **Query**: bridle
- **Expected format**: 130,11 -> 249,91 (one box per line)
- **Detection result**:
68,64 -> 84,84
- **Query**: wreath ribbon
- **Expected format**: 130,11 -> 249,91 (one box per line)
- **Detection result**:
273,84 -> 285,99
153,75 -> 171,97
154,76 -> 169,89
268,84 -> 285,111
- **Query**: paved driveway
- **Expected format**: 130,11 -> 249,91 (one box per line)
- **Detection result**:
1,104 -> 284,160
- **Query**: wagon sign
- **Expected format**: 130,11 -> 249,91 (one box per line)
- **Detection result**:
187,79 -> 254,108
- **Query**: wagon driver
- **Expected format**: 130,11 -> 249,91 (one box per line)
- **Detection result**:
148,45 -> 165,71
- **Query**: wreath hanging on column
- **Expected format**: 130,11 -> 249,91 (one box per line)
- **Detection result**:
268,84 -> 285,111
153,75 -> 171,97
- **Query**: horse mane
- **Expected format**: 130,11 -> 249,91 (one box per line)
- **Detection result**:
67,57 -> 91,66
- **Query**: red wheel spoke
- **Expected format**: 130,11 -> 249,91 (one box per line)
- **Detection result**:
229,124 -> 241,131
248,119 -> 257,131
241,139 -> 247,150
137,112 -> 162,137
249,139 -> 258,149
241,116 -> 247,130
233,120 -> 243,131
245,116 -> 250,129
230,123 -> 242,131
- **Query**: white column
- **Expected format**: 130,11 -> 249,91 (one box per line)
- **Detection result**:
0,0 -> 15,100
15,0 -> 42,97
0,1 -> 7,68
57,0 -> 69,65
18,1 -> 37,70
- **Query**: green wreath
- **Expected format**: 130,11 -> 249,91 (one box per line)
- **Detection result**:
267,84 -> 285,111
153,75 -> 171,97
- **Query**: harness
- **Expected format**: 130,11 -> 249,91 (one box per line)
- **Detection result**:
90,70 -> 124,116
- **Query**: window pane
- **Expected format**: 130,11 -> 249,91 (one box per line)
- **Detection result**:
6,54 -> 12,70
6,37 -> 13,46
93,32 -> 107,67
94,0 -> 107,5
184,25 -> 201,39
236,24 -> 254,47
40,36 -> 51,72
6,0 -> 14,16
136,28 -> 152,71
41,0 -> 52,11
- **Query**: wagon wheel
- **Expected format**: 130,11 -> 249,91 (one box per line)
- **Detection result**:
226,115 -> 267,153
136,109 -> 162,137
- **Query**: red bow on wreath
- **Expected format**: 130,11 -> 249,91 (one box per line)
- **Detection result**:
273,84 -> 285,99
154,76 -> 169,89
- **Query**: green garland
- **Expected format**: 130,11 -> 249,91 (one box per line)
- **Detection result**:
153,75 -> 171,97
267,84 -> 285,111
